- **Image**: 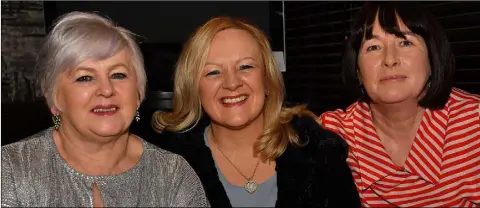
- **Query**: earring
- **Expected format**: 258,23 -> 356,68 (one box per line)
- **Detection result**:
53,113 -> 61,130
359,84 -> 367,97
135,109 -> 140,122
428,74 -> 432,89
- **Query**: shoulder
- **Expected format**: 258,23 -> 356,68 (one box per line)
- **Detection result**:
447,88 -> 480,117
140,137 -> 192,168
2,128 -> 53,167
450,88 -> 480,102
289,115 -> 349,159
2,128 -> 55,196
149,117 -> 210,155
319,102 -> 361,124
318,102 -> 363,135
448,88 -> 480,107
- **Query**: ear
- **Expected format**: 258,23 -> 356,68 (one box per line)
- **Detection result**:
357,69 -> 363,85
50,107 -> 59,115
137,92 -> 141,107
50,94 -> 62,115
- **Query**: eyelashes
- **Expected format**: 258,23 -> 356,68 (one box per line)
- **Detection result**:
206,70 -> 220,76
366,45 -> 380,52
76,76 -> 92,82
205,65 -> 254,76
239,65 -> 254,70
399,40 -> 413,47
75,73 -> 127,82
364,40 -> 414,52
111,73 -> 127,79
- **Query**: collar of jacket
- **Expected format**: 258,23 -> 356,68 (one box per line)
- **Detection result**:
159,115 -> 337,208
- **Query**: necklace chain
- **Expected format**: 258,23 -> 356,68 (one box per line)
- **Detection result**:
209,126 -> 260,181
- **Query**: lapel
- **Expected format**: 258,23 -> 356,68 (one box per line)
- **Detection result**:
161,116 -> 323,207
161,117 -> 233,208
275,116 -> 321,207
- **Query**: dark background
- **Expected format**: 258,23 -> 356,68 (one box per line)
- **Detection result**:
44,1 -> 282,93
284,1 -> 480,112
2,1 -> 479,146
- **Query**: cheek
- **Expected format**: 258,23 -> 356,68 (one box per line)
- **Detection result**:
56,86 -> 90,111
117,82 -> 139,100
418,53 -> 431,75
199,80 -> 220,107
243,71 -> 266,93
246,75 -> 266,109
404,53 -> 430,82
357,55 -> 378,83
358,66 -> 379,88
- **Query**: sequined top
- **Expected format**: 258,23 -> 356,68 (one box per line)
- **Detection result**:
1,127 -> 210,207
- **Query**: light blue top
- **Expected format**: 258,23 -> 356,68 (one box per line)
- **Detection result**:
203,127 -> 277,207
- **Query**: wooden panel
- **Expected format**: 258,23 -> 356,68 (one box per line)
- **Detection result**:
284,2 -> 350,113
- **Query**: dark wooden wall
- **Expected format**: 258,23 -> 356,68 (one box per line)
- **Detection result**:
1,1 -> 45,103
283,1 -> 480,114
2,1 -> 479,145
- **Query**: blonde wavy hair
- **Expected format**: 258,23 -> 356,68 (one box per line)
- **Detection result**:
152,16 -> 317,161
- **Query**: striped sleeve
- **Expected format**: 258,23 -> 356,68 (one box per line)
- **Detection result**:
319,103 -> 358,141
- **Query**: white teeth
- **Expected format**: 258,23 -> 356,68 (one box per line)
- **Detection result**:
93,107 -> 116,113
222,96 -> 248,104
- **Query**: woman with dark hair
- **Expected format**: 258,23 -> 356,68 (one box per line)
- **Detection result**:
318,2 -> 480,207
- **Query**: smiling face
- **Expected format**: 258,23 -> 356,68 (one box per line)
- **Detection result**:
54,48 -> 140,138
199,28 -> 266,130
357,15 -> 431,105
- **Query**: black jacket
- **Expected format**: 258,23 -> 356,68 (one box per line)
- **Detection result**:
156,116 -> 360,207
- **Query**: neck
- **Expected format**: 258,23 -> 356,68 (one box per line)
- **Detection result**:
53,123 -> 131,176
370,100 -> 425,139
209,116 -> 264,157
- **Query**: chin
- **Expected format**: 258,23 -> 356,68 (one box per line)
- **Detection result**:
221,111 -> 264,130
377,95 -> 411,104
373,89 -> 411,103
90,123 -> 128,138
221,118 -> 251,129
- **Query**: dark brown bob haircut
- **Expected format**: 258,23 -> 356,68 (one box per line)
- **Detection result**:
342,2 -> 455,109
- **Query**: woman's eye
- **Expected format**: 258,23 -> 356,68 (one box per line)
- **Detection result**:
400,40 -> 413,47
112,73 -> 126,79
239,65 -> 253,70
366,45 -> 380,52
76,76 -> 93,82
206,70 -> 220,76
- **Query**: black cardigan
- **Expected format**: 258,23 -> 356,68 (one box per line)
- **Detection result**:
156,116 -> 360,207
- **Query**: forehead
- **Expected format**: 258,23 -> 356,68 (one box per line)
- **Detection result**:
208,28 -> 261,60
371,14 -> 410,35
74,48 -> 131,70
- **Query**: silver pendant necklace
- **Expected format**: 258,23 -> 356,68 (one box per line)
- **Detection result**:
210,127 -> 260,194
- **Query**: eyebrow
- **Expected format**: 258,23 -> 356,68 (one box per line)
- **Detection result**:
366,31 -> 416,40
74,63 -> 129,73
205,57 -> 257,66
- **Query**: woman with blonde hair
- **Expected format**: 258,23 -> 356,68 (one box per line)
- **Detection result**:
153,16 -> 360,207
1,11 -> 208,207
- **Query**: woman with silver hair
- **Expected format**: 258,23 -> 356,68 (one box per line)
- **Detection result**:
1,11 -> 209,207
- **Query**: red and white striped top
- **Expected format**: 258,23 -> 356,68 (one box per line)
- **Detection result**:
319,88 -> 480,207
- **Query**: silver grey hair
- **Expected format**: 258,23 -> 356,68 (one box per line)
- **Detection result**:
37,11 -> 147,109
